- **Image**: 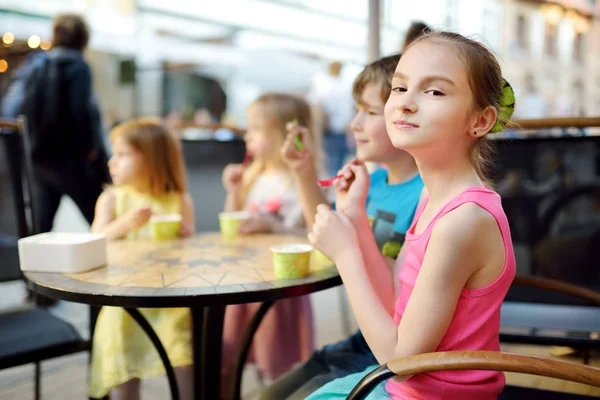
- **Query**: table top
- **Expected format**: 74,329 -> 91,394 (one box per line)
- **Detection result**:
25,233 -> 341,308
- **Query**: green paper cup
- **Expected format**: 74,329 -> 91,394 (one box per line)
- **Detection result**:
150,214 -> 182,241
271,244 -> 312,279
219,211 -> 251,238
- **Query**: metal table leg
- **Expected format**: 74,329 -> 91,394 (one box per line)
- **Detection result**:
231,301 -> 275,400
193,305 -> 226,400
191,307 -> 205,399
124,308 -> 180,400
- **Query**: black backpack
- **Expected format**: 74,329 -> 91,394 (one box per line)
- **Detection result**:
20,56 -> 77,161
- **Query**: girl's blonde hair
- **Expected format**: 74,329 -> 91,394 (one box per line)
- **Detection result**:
110,117 -> 187,195
406,31 -> 504,182
241,93 -> 323,202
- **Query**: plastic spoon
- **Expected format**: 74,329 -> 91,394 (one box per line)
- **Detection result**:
316,175 -> 343,187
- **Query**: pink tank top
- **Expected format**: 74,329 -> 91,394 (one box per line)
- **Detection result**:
385,187 -> 516,400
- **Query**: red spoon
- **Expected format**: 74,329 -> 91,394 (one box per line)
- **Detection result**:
242,152 -> 252,167
317,174 -> 342,187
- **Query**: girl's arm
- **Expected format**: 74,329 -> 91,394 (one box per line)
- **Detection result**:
224,192 -> 242,212
333,166 -> 428,315
222,164 -> 245,212
311,202 -> 503,370
91,191 -> 151,240
340,176 -> 428,310
332,162 -> 398,314
179,192 -> 196,236
345,208 -> 397,315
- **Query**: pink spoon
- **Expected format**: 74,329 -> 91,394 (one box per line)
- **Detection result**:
317,175 -> 342,187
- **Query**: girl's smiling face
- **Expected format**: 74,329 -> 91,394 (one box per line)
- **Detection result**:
385,39 -> 476,158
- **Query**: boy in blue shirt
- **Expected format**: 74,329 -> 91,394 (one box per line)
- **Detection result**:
263,53 -> 424,400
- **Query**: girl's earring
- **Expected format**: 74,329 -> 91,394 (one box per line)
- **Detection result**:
473,131 -> 478,136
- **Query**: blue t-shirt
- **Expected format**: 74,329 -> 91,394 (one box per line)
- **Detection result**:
366,169 -> 423,256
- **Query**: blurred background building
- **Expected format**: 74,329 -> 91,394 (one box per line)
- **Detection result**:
1,0 -> 598,130
1,2 -> 600,399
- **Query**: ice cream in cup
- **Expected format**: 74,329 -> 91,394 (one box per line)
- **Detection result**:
150,214 -> 182,241
219,211 -> 251,238
271,244 -> 312,279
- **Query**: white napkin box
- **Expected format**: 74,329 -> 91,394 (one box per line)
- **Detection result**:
18,232 -> 107,273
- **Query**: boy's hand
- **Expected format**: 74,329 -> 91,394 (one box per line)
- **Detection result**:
281,123 -> 314,173
125,206 -> 152,230
222,163 -> 245,194
238,212 -> 273,235
308,204 -> 358,263
335,160 -> 370,219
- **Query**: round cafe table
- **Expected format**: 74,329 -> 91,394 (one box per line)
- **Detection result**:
24,233 -> 341,400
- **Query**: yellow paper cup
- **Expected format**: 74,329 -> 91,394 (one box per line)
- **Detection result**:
219,211 -> 251,238
150,214 -> 182,241
271,244 -> 312,279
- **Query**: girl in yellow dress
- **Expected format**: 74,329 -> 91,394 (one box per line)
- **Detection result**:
89,118 -> 195,400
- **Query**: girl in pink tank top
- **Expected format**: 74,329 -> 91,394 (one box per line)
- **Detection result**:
307,31 -> 516,400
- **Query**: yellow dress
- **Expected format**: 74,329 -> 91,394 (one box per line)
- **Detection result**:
88,186 -> 192,398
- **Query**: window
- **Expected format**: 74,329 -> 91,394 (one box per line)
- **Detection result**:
544,22 -> 558,57
516,15 -> 529,50
445,0 -> 459,29
573,32 -> 585,62
481,0 -> 501,50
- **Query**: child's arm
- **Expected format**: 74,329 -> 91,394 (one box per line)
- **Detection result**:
332,161 -> 397,313
91,191 -> 151,240
310,201 -> 504,371
281,123 -> 328,227
179,192 -> 196,237
344,208 -> 397,314
224,193 -> 241,212
222,164 -> 245,212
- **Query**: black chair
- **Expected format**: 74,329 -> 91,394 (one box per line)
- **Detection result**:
346,351 -> 600,400
0,117 -> 92,400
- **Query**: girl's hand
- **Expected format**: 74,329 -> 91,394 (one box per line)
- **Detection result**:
308,204 -> 358,263
179,223 -> 193,238
222,163 -> 245,194
238,212 -> 273,235
335,160 -> 370,219
281,123 -> 314,173
125,206 -> 152,230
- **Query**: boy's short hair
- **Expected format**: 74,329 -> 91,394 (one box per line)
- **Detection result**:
352,54 -> 401,105
52,14 -> 89,51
